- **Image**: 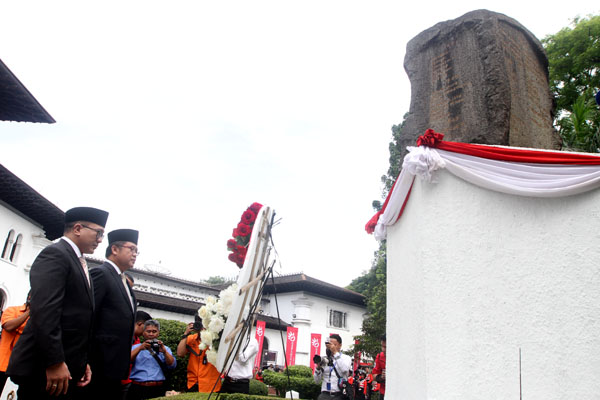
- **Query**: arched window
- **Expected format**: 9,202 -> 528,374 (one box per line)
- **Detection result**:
2,230 -> 15,260
9,234 -> 23,262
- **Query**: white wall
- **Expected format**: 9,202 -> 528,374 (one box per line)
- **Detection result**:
387,170 -> 600,399
262,291 -> 366,367
0,204 -> 51,308
0,204 -> 52,400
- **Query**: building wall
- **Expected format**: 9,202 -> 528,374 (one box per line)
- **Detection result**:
0,203 -> 52,400
0,204 -> 51,309
387,170 -> 600,399
262,291 -> 366,367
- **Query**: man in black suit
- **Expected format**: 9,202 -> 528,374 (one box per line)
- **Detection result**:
88,229 -> 139,400
7,206 -> 109,399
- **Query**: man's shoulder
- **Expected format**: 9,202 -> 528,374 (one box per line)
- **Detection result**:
90,262 -> 113,277
0,305 -> 21,322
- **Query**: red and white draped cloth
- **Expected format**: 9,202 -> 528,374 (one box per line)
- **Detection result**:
366,129 -> 600,241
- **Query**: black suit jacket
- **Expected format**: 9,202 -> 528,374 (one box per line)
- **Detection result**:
7,239 -> 94,381
89,262 -> 136,380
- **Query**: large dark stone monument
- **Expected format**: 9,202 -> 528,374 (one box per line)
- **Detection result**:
401,9 -> 560,154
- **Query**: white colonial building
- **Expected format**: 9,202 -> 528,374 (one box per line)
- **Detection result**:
88,267 -> 367,369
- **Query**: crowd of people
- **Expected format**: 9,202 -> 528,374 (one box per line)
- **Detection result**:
313,334 -> 386,400
0,206 -> 258,399
0,205 -> 386,399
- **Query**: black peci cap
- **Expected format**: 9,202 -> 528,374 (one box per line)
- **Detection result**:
107,229 -> 139,245
65,207 -> 109,227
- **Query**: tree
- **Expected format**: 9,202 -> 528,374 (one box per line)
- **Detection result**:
543,14 -> 600,151
347,114 -> 408,359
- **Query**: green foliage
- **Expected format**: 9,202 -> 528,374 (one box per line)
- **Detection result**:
152,393 -> 283,400
543,14 -> 600,152
262,369 -> 320,399
155,318 -> 190,392
249,378 -> 268,396
202,276 -> 233,285
283,365 -> 314,378
558,95 -> 600,152
346,243 -> 387,359
350,115 -> 408,360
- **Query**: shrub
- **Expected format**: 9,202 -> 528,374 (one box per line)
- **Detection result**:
263,369 -> 320,399
249,379 -> 268,396
283,365 -> 313,378
156,318 -> 190,392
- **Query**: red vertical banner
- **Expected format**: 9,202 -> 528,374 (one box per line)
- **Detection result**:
310,333 -> 321,372
285,326 -> 299,366
254,320 -> 266,370
353,339 -> 360,371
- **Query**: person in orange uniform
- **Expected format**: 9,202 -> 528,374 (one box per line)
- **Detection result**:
176,316 -> 221,393
0,292 -> 31,393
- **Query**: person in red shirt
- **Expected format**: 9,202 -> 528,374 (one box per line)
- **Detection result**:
0,292 -> 31,393
371,335 -> 386,400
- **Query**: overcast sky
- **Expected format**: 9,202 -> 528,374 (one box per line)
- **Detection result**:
1,1 -> 598,287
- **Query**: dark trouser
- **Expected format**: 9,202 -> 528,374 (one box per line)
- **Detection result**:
220,377 -> 249,394
127,381 -> 165,400
86,374 -> 122,400
121,382 -> 131,400
0,371 -> 7,394
11,375 -> 88,400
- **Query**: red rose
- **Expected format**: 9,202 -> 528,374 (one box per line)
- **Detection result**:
227,239 -> 237,249
236,245 -> 247,257
241,210 -> 257,224
232,228 -> 238,237
234,251 -> 246,264
237,223 -> 251,237
248,202 -> 262,213
228,253 -> 237,262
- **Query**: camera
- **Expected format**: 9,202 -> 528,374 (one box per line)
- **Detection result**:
193,321 -> 202,331
149,339 -> 161,353
312,353 -> 333,369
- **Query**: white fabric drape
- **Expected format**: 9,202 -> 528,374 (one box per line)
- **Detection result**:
374,146 -> 600,241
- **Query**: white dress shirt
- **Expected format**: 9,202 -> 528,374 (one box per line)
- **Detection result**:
227,336 -> 259,380
313,351 -> 353,393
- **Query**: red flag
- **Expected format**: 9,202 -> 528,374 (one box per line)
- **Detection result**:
353,339 -> 360,371
310,333 -> 321,372
285,326 -> 299,366
254,320 -> 266,370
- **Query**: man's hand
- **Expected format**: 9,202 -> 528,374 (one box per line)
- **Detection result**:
46,362 -> 71,396
184,322 -> 194,336
76,364 -> 92,387
158,340 -> 166,353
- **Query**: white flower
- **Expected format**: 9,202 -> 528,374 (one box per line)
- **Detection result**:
200,330 -> 214,345
199,342 -> 207,351
205,296 -> 217,306
198,306 -> 210,320
206,349 -> 218,366
208,315 -> 225,334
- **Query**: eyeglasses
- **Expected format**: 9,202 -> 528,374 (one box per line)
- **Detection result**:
81,224 -> 105,240
116,244 -> 140,255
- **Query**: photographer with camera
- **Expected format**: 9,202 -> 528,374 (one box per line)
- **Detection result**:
313,334 -> 353,399
129,320 -> 176,400
176,315 -> 221,393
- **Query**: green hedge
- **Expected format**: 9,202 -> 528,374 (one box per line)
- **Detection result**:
249,379 -> 268,396
152,393 -> 288,400
262,369 -> 320,399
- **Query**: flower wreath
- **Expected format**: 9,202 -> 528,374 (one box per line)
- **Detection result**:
227,202 -> 263,268
197,283 -> 238,366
